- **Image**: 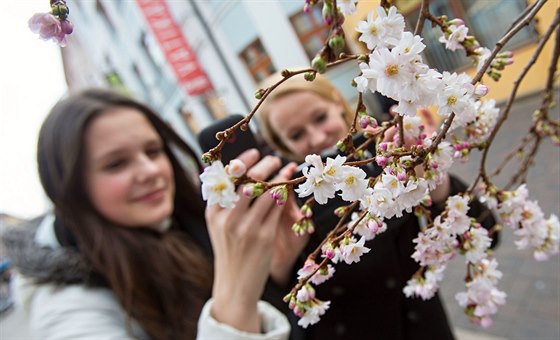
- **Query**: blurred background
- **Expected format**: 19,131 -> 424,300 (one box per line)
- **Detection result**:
0,0 -> 558,339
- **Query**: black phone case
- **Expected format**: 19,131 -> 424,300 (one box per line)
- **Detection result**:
197,114 -> 259,165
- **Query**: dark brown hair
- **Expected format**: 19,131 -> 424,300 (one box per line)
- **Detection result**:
37,88 -> 212,340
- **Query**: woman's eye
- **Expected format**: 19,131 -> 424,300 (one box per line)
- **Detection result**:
315,112 -> 327,123
146,146 -> 163,158
289,131 -> 303,141
104,159 -> 126,171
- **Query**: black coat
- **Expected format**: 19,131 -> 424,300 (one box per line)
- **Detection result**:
264,174 -> 498,340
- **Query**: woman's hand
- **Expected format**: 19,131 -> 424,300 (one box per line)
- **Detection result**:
205,149 -> 294,333
268,167 -> 310,287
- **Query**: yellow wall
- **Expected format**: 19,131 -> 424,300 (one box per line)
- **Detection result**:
342,0 -> 559,104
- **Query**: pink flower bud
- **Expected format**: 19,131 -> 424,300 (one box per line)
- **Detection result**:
379,142 -> 388,151
301,204 -> 313,218
376,155 -> 388,167
474,84 -> 489,98
60,20 -> 73,34
359,116 -> 370,129
366,219 -> 379,233
243,183 -> 264,198
226,159 -> 247,178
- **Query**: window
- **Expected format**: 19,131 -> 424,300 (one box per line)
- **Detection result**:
403,0 -> 537,71
239,39 -> 276,83
140,31 -> 165,71
96,0 -> 115,32
290,6 -> 330,60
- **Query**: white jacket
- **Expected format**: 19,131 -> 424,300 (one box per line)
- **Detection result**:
7,214 -> 290,339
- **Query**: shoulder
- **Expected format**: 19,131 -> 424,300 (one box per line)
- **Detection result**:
24,280 -> 145,339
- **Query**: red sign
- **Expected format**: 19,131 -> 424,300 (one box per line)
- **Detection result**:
136,0 -> 213,96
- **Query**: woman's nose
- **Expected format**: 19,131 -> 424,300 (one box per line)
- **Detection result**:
308,127 -> 328,148
136,155 -> 159,181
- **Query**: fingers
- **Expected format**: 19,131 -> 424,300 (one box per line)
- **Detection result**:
234,148 -> 260,168
247,155 -> 281,181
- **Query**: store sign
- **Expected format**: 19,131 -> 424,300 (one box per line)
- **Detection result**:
136,0 -> 213,96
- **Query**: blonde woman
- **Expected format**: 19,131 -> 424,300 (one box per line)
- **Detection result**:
256,72 -> 497,340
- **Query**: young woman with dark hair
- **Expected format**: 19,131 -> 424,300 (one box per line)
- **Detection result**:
3,88 -> 300,339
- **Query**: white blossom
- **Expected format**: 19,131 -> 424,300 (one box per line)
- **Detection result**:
200,161 -> 239,208
337,165 -> 369,202
403,265 -> 446,300
340,236 -> 370,264
295,154 -> 337,204
439,24 -> 469,51
337,0 -> 358,15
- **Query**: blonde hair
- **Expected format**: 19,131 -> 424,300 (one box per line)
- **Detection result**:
256,71 -> 354,162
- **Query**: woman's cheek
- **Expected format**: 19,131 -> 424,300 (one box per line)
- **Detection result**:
90,174 -> 131,210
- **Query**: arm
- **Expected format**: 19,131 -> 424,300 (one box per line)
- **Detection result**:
197,299 -> 290,340
204,150 -> 293,337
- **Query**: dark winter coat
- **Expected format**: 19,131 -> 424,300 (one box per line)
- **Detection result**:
265,175 -> 498,340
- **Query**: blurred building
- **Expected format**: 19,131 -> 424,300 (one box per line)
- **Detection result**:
61,0 -> 554,150
353,0 -> 556,102
61,0 -> 360,150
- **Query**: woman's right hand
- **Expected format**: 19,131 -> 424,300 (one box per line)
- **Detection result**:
205,149 -> 292,333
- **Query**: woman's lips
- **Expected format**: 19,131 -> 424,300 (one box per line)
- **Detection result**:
134,188 -> 166,203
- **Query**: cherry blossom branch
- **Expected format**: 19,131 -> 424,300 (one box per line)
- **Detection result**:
471,0 -> 548,84
471,10 -> 560,193
489,134 -> 535,177
414,0 -> 430,36
504,137 -> 542,190
203,55 -> 361,162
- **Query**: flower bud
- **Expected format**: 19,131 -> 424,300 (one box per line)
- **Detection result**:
201,152 -> 215,164
300,204 -> 313,218
243,182 -> 265,198
421,195 -> 432,207
474,84 -> 489,98
254,89 -> 265,99
304,72 -> 316,81
270,185 -> 288,205
334,206 -> 348,217
311,55 -> 327,74
378,142 -> 388,151
283,292 -> 294,303
226,159 -> 247,178
60,20 -> 73,34
322,1 -> 334,25
336,140 -> 346,152
328,35 -> 345,56
303,219 -> 315,234
375,155 -> 388,167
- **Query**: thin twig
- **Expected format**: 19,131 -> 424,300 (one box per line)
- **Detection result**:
474,11 -> 560,192
414,0 -> 430,36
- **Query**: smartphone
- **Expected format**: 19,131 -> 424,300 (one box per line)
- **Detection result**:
197,114 -> 260,165
198,116 -> 381,229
